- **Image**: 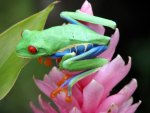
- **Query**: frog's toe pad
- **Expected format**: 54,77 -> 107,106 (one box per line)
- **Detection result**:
65,96 -> 72,103
50,87 -> 62,98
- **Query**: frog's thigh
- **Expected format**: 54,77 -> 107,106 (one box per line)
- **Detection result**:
62,57 -> 108,71
60,45 -> 108,71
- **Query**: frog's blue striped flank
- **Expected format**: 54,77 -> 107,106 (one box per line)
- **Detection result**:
50,44 -> 107,59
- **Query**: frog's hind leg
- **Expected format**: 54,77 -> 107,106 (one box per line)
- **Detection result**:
67,68 -> 99,102
56,74 -> 72,86
50,76 -> 72,102
51,46 -> 109,102
60,11 -> 116,29
59,45 -> 108,71
50,68 -> 99,102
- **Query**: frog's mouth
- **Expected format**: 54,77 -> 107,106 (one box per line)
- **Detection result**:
16,49 -> 47,58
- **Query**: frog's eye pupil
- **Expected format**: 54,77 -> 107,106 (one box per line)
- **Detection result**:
28,45 -> 37,54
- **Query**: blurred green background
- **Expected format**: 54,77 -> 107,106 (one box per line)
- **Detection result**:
0,0 -> 149,113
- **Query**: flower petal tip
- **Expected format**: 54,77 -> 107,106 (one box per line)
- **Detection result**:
33,76 -> 40,84
112,28 -> 119,37
128,56 -> 132,63
138,100 -> 142,105
32,75 -> 36,80
131,78 -> 137,84
80,0 -> 93,15
38,94 -> 42,102
33,76 -> 38,83
118,78 -> 137,98
126,100 -> 141,113
29,101 -> 33,107
113,28 -> 120,44
30,101 -> 43,113
116,54 -> 122,59
114,54 -> 125,65
129,78 -> 138,90
130,78 -> 137,85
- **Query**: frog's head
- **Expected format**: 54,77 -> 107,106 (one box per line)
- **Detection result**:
16,30 -> 51,58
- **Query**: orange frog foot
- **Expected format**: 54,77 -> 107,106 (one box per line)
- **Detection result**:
38,57 -> 43,64
50,87 -> 62,98
50,75 -> 73,102
56,74 -> 72,86
38,57 -> 52,67
65,95 -> 72,103
50,87 -> 72,103
44,58 -> 52,67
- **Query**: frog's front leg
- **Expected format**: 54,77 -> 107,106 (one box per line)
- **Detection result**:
55,52 -> 76,86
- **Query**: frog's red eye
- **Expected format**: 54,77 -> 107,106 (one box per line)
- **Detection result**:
28,45 -> 37,54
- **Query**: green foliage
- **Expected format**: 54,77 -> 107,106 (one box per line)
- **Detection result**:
0,1 -> 57,100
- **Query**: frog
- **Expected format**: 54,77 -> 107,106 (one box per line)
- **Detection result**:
16,10 -> 116,102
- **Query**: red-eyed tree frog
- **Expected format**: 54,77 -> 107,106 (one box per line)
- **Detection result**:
16,10 -> 116,102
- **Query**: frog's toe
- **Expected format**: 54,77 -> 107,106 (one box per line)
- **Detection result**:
56,74 -> 72,86
50,77 -> 74,102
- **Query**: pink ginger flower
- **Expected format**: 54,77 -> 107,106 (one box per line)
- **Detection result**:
30,1 -> 141,113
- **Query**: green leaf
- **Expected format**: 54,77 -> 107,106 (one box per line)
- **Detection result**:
0,1 -> 58,100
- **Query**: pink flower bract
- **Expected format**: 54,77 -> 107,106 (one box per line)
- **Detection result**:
30,1 -> 141,113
